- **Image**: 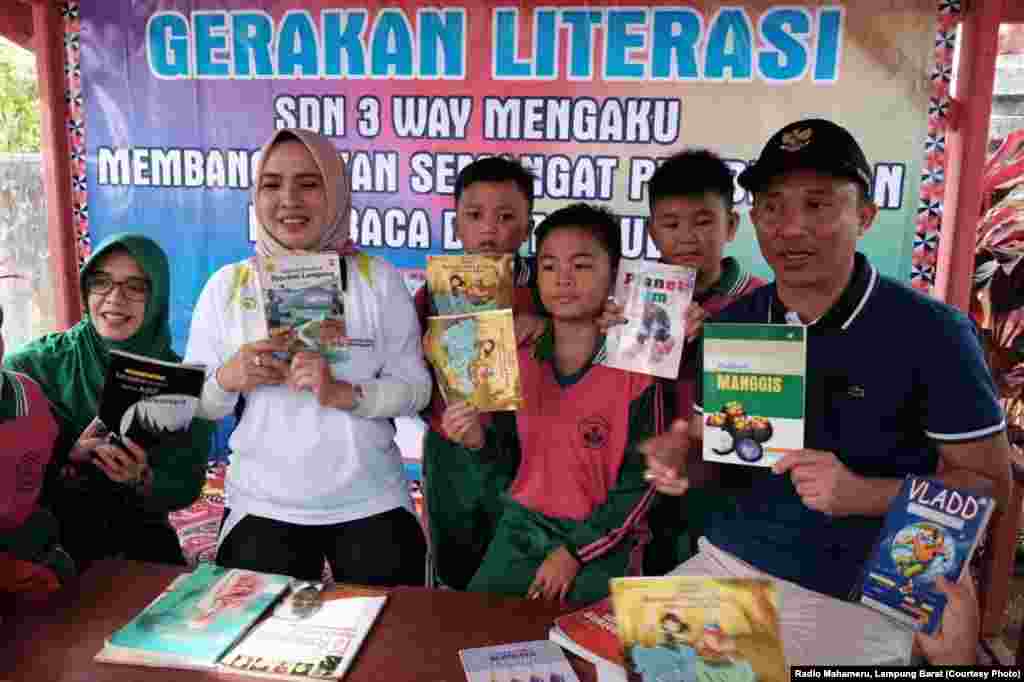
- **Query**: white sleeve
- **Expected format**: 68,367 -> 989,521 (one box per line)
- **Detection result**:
184,266 -> 241,421
350,261 -> 431,419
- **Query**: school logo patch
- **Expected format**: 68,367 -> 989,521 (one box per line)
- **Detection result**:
579,416 -> 611,450
15,449 -> 45,493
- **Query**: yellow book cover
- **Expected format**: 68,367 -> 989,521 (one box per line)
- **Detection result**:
426,309 -> 522,412
426,254 -> 515,315
609,576 -> 786,682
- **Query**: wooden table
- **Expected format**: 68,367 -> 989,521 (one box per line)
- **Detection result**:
0,559 -> 599,681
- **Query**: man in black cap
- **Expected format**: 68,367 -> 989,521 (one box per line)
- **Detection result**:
641,119 -> 1011,664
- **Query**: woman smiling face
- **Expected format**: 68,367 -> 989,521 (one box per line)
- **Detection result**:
256,139 -> 330,251
86,249 -> 149,342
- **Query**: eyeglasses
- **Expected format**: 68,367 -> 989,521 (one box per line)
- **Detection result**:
86,273 -> 150,301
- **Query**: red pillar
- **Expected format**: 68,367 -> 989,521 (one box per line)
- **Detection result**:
32,0 -> 81,330
933,0 -> 1005,312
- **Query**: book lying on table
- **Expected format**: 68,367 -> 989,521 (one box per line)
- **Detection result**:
98,350 -> 205,450
222,584 -> 388,679
256,252 -> 368,362
859,475 -> 995,635
427,254 -> 515,315
97,565 -> 388,679
460,640 -> 580,682
701,323 -> 806,468
425,308 -> 522,412
95,563 -> 291,671
609,576 -> 786,682
548,598 -> 626,674
602,260 -> 696,379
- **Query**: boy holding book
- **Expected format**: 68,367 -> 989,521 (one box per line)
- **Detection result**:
603,150 -> 765,573
641,119 -> 1012,664
416,157 -> 546,590
447,203 -> 664,603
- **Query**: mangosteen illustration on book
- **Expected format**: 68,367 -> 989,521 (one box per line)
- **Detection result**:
701,324 -> 807,468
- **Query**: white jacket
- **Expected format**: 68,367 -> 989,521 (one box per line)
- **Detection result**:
185,253 -> 431,529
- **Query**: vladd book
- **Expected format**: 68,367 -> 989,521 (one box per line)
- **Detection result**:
98,350 -> 205,450
609,576 -> 786,682
256,252 -> 353,362
701,323 -> 806,468
859,476 -> 995,634
425,308 -> 523,412
426,254 -> 515,315
602,261 -> 696,379
95,563 -> 291,671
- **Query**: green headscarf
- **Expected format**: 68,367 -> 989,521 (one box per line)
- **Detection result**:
4,232 -> 175,439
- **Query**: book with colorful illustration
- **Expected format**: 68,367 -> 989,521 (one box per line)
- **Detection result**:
221,584 -> 388,679
425,308 -> 522,412
95,563 -> 291,671
459,640 -> 580,682
609,576 -> 786,682
602,261 -> 696,379
701,323 -> 806,468
255,252 -> 357,362
427,254 -> 515,315
859,475 -> 995,634
548,598 -> 626,674
97,350 -> 206,451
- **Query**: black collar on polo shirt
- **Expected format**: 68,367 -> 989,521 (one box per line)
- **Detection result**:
769,252 -> 878,331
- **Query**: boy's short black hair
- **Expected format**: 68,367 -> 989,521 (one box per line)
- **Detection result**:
534,203 -> 621,270
648,149 -> 736,212
454,156 -> 536,209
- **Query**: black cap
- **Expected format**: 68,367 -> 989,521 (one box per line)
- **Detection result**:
737,119 -> 872,194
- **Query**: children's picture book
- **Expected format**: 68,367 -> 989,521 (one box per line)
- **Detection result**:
548,599 -> 626,674
256,252 -> 356,362
427,254 -> 515,315
98,350 -> 206,451
222,585 -> 388,680
609,576 -> 786,682
602,261 -> 696,379
859,475 -> 996,634
426,308 -> 523,412
701,323 -> 806,468
460,640 -> 580,682
95,563 -> 291,671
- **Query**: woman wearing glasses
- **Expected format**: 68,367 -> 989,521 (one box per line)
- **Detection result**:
4,233 -> 214,568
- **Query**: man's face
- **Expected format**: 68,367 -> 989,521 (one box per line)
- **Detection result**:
455,180 -> 531,254
648,192 -> 738,293
750,169 -> 877,294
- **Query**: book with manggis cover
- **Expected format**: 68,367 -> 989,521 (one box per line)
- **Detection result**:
602,260 -> 696,379
859,476 -> 995,634
701,323 -> 806,468
425,308 -> 522,412
255,252 -> 350,362
609,576 -> 786,682
427,254 -> 515,315
98,350 -> 206,451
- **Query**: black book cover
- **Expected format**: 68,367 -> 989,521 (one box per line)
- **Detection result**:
98,350 -> 206,451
